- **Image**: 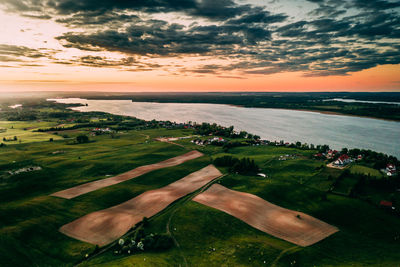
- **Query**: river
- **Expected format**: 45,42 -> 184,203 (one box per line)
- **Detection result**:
48,98 -> 400,158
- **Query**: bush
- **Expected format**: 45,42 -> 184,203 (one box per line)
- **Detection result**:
214,155 -> 259,175
76,135 -> 89,144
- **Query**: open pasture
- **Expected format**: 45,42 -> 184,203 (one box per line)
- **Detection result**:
0,121 -> 63,144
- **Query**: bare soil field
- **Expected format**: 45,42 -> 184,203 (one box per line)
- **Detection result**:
193,184 -> 338,247
326,162 -> 349,169
60,165 -> 222,246
51,150 -> 203,199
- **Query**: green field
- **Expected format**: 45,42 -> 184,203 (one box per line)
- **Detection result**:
0,121 -> 63,144
1,118 -> 400,266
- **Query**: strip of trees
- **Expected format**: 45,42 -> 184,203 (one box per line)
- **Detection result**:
214,155 -> 259,175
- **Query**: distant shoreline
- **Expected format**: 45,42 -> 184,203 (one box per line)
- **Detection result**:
224,104 -> 397,121
290,109 -> 399,122
59,98 -> 400,122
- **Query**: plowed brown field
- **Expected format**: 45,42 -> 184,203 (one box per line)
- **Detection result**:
193,184 -> 338,247
51,150 -> 203,199
60,165 -> 222,246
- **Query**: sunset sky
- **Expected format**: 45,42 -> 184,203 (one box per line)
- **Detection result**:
0,0 -> 399,92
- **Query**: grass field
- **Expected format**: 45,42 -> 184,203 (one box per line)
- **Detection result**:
0,121 -> 63,144
1,124 -> 400,266
350,165 -> 383,178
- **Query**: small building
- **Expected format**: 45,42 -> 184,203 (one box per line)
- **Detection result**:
257,173 -> 267,178
385,164 -> 397,176
333,154 -> 351,166
380,200 -> 395,210
326,150 -> 338,159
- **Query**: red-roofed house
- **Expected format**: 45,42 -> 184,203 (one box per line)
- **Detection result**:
380,200 -> 393,208
334,154 -> 351,166
385,164 -> 397,176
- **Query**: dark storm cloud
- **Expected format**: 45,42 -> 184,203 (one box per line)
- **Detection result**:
307,0 -> 400,10
56,16 -> 274,56
55,12 -> 140,27
347,0 -> 400,10
0,0 -> 260,21
1,0 -> 399,76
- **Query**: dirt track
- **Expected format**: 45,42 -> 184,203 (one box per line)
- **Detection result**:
51,150 -> 203,199
193,184 -> 338,247
60,165 -> 222,246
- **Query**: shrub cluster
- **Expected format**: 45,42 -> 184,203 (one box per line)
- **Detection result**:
214,155 -> 259,175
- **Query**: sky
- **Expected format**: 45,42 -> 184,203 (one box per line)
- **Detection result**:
0,0 -> 399,92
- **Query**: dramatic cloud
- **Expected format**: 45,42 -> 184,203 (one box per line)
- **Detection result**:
0,0 -> 399,76
0,44 -> 59,67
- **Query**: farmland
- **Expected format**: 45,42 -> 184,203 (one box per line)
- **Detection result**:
0,99 -> 399,267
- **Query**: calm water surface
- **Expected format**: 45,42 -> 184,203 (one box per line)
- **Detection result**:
49,98 -> 400,158
324,98 -> 400,105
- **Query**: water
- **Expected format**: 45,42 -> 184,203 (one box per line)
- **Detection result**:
48,98 -> 400,158
324,98 -> 400,105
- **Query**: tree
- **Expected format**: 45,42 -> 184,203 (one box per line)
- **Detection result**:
49,138 -> 53,142
142,217 -> 149,227
13,136 -> 17,141
76,135 -> 89,144
133,226 -> 145,242
239,131 -> 247,138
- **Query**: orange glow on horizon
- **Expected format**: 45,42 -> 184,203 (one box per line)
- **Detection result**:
1,64 -> 399,92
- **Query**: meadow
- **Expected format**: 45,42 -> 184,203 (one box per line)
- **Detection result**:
0,121 -> 63,144
0,105 -> 399,266
76,138 -> 400,267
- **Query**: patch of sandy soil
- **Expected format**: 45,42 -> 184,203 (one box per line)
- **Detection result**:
326,162 -> 349,169
51,150 -> 203,199
193,184 -> 338,247
59,165 -> 222,246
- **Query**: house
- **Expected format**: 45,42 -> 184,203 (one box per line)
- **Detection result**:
386,164 -> 396,171
326,150 -> 338,159
385,164 -> 397,176
357,155 -> 363,161
380,200 -> 395,210
93,127 -> 112,133
333,154 -> 351,166
314,153 -> 323,158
